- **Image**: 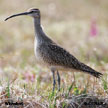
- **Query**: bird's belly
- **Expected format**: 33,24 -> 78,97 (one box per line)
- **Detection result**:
34,50 -> 47,66
34,49 -> 50,67
34,39 -> 51,67
34,39 -> 45,65
50,65 -> 80,72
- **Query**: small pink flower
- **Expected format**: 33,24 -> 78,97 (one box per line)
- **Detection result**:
90,17 -> 98,37
23,72 -> 35,82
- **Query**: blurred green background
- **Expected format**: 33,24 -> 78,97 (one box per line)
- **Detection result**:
0,0 -> 108,69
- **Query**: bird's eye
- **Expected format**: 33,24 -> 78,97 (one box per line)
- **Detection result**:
30,11 -> 34,13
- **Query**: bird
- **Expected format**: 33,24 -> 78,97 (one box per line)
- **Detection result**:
5,8 -> 103,91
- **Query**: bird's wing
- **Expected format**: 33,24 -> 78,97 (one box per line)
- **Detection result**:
45,44 -> 81,69
41,44 -> 102,78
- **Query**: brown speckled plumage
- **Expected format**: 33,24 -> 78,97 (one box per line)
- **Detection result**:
36,42 -> 102,78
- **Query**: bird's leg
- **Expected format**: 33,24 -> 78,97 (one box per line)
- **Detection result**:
57,71 -> 61,91
52,70 -> 56,92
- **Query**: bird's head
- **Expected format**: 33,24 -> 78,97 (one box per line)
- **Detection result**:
5,8 -> 40,21
27,8 -> 40,18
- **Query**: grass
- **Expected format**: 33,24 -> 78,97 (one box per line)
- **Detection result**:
0,0 -> 108,107
0,65 -> 107,107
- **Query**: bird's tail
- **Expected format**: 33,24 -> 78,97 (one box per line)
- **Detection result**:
79,62 -> 103,78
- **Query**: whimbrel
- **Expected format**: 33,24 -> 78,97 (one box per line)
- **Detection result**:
5,8 -> 103,91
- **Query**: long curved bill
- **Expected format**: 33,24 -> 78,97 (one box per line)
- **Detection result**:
5,12 -> 29,21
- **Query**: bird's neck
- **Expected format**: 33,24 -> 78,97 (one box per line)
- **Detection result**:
33,18 -> 52,44
34,17 -> 41,26
33,18 -> 45,42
